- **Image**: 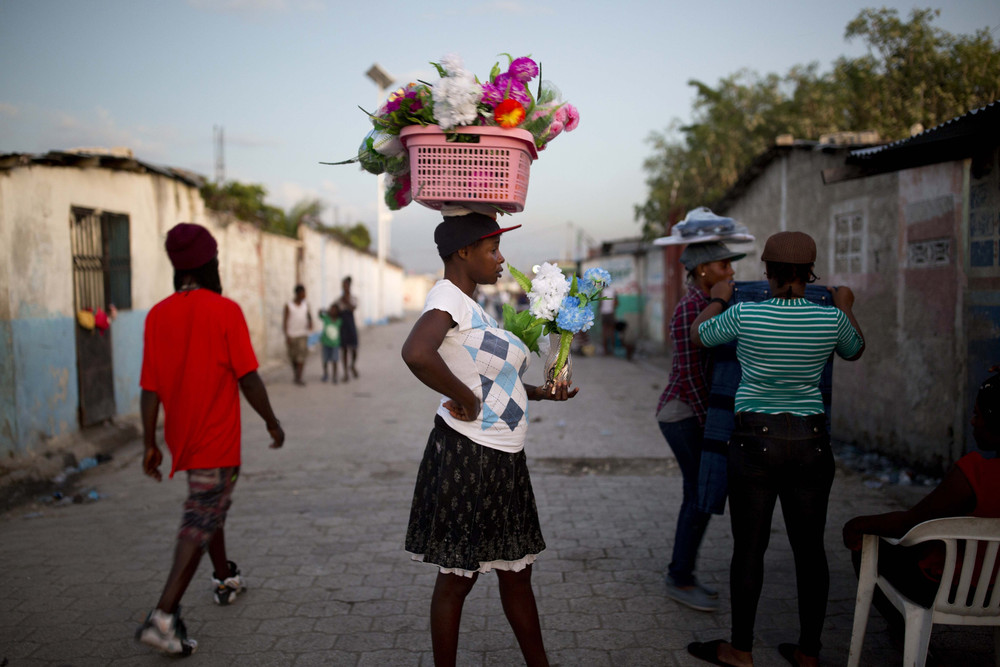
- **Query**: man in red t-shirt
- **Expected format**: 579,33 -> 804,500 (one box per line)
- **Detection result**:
136,223 -> 285,656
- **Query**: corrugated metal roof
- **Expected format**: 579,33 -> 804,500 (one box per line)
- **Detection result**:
848,100 -> 1000,162
0,150 -> 206,188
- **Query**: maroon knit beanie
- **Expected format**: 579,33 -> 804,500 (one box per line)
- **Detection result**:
165,223 -> 218,270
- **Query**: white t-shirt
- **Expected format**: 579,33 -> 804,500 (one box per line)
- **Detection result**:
285,299 -> 310,337
600,286 -> 616,315
423,279 -> 531,453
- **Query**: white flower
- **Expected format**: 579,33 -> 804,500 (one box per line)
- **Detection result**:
431,55 -> 482,130
438,53 -> 465,76
432,75 -> 481,130
527,262 -> 570,321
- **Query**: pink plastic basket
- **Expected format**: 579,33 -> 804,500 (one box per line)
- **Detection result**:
399,125 -> 538,213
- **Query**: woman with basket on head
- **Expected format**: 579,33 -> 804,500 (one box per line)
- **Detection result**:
657,240 -> 746,612
401,212 -> 579,667
686,231 -> 865,667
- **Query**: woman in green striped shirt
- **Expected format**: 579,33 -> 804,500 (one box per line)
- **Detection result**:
685,231 -> 864,667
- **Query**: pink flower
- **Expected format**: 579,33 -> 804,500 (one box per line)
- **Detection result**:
562,103 -> 580,131
544,119 -> 565,142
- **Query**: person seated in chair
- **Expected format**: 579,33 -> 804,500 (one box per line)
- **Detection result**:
843,370 -> 1000,638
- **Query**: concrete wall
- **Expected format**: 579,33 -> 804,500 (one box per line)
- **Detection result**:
718,146 -> 982,469
0,164 -> 203,455
965,146 -> 1000,457
0,162 -> 406,458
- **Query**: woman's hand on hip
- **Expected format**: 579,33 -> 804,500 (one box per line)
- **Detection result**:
443,397 -> 481,421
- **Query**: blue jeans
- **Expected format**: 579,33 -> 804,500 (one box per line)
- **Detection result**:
728,412 -> 834,656
659,418 -> 712,587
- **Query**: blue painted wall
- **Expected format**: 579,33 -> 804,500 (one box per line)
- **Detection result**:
112,309 -> 147,416
10,317 -> 78,454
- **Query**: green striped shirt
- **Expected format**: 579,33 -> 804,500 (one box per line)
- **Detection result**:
698,298 -> 863,415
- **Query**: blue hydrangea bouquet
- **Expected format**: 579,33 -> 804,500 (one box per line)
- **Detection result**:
503,263 -> 612,382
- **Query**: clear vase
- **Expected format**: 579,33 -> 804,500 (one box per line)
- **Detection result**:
543,332 -> 573,385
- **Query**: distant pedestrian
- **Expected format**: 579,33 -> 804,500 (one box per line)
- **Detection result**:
656,241 -> 745,613
319,303 -> 342,383
284,284 -> 312,386
600,284 -> 617,355
401,212 -> 579,667
686,231 -> 864,667
336,276 -> 359,381
136,223 -> 284,656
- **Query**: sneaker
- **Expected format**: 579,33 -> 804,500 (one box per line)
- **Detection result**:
136,607 -> 197,655
667,573 -> 718,599
666,578 -> 719,612
212,560 -> 245,605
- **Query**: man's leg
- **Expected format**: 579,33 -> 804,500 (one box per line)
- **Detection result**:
155,539 -> 204,613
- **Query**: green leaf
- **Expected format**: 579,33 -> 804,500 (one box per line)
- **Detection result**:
430,61 -> 448,78
552,330 -> 573,379
502,303 -> 545,355
507,264 -> 534,294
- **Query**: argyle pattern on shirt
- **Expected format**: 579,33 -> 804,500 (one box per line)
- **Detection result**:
461,305 -> 530,433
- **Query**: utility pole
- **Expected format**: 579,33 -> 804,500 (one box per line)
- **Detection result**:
213,125 -> 225,184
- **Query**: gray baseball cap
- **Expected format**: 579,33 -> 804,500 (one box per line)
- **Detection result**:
679,241 -> 746,271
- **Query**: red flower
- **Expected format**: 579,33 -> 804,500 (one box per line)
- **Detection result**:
494,98 -> 526,128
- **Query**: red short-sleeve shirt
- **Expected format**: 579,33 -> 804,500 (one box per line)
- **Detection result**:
957,451 -> 1000,517
140,289 -> 258,477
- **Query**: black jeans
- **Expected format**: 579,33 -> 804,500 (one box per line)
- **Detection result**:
727,412 -> 834,656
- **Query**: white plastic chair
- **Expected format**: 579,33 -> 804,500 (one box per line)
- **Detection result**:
848,517 -> 1000,666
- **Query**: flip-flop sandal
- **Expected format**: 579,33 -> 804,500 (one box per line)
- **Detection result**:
779,643 -> 817,666
687,639 -> 741,666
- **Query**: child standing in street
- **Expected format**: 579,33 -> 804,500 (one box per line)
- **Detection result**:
401,212 -> 579,667
136,223 -> 284,656
319,303 -> 342,383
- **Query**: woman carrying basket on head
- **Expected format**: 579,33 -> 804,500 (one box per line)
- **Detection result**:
686,231 -> 864,667
401,211 -> 579,667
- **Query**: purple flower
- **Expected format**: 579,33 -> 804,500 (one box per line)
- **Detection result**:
508,57 -> 539,83
481,82 -> 505,107
492,73 -> 531,105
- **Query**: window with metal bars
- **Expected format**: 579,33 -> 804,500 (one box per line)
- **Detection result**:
70,207 -> 132,311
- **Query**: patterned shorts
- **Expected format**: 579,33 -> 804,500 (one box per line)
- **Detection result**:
178,467 -> 239,547
287,336 -> 308,364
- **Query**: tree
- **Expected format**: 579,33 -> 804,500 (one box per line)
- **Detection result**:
200,181 -> 292,237
636,8 -> 1000,238
290,197 -> 373,251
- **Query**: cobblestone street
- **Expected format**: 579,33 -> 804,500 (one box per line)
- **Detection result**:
1,316 -> 993,666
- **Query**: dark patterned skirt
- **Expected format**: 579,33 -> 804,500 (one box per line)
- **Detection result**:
405,416 -> 546,577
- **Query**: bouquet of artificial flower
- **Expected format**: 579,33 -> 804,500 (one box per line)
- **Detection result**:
503,263 -> 611,382
325,53 -> 579,211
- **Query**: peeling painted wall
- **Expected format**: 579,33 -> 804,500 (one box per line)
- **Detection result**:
718,147 -> 994,470
965,146 -> 1000,458
0,162 -> 406,459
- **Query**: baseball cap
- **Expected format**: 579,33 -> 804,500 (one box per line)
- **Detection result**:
434,212 -> 521,258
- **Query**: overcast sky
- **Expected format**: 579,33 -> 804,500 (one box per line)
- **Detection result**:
2,0 -> 997,273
